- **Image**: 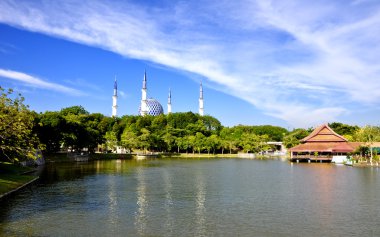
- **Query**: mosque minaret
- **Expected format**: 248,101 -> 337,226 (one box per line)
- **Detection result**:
112,71 -> 206,117
138,71 -> 164,116
199,82 -> 204,116
167,88 -> 172,114
112,77 -> 118,117
140,71 -> 148,116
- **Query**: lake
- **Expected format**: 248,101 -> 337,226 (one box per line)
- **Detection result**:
1,158 -> 380,236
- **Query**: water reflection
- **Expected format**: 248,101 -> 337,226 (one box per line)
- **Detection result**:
163,169 -> 174,233
106,175 -> 119,230
2,159 -> 380,236
134,167 -> 148,236
194,172 -> 206,237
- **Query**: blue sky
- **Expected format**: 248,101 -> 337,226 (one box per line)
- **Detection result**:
0,0 -> 379,128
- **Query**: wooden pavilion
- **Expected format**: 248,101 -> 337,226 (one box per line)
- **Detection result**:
289,124 -> 360,162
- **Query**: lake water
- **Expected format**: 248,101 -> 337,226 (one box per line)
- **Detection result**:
1,158 -> 380,236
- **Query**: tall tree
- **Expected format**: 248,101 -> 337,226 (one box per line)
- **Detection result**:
138,128 -> 151,153
0,88 -> 41,162
35,111 -> 66,153
353,125 -> 380,163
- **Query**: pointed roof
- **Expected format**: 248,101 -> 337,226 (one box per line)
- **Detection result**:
199,81 -> 203,99
143,70 -> 147,89
168,88 -> 171,104
113,77 -> 117,96
301,124 -> 347,143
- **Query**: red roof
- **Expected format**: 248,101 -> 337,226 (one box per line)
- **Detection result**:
290,142 -> 341,152
332,143 -> 355,153
290,142 -> 363,153
301,124 -> 347,143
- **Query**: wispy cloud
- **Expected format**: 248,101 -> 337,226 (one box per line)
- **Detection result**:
0,0 -> 379,127
0,68 -> 84,96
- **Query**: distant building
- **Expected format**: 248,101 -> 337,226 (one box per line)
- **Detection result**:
289,124 -> 361,162
112,78 -> 118,117
112,71 -> 205,116
199,82 -> 204,116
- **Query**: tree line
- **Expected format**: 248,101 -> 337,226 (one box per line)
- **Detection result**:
35,106 -> 288,155
1,87 -> 380,163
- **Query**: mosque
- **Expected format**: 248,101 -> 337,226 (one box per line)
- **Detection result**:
111,71 -> 204,117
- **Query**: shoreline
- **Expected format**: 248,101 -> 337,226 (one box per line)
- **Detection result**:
0,176 -> 39,201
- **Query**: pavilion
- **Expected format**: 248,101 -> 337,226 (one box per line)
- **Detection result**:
289,124 -> 361,162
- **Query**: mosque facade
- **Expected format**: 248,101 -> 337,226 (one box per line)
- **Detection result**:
112,71 -> 204,117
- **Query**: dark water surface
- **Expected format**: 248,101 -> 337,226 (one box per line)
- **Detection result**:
1,158 -> 380,236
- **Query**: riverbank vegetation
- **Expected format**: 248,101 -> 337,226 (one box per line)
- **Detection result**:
34,108 -> 288,155
1,86 -> 380,164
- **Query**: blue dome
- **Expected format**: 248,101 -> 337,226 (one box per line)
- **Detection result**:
139,98 -> 164,116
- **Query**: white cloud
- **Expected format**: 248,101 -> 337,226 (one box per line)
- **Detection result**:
0,68 -> 84,96
0,0 -> 379,127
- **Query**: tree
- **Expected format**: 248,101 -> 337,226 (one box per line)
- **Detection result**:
250,125 -> 288,141
120,127 -> 138,152
187,135 -> 197,154
0,87 -> 41,162
240,133 -> 269,153
137,128 -> 151,153
35,111 -> 66,153
353,125 -> 380,163
329,122 -> 359,139
220,127 -> 237,154
175,136 -> 188,153
104,131 -> 118,152
282,129 -> 309,149
193,132 -> 205,154
205,134 -> 221,154
60,105 -> 89,116
163,126 -> 176,152
201,115 -> 222,135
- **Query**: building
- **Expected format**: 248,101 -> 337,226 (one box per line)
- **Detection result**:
113,71 -> 205,117
112,78 -> 118,117
289,124 -> 361,162
199,82 -> 204,116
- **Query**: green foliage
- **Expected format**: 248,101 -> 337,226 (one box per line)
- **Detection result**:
35,111 -> 66,153
328,122 -> 359,139
60,105 -> 89,116
8,87 -> 380,158
120,127 -> 138,152
239,133 -> 270,153
0,87 -> 41,162
104,131 -> 118,151
138,128 -> 151,152
352,125 -> 380,143
282,128 -> 309,149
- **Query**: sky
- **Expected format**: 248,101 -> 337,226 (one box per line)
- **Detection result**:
0,0 -> 379,128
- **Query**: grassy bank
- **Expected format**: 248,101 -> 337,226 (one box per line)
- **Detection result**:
0,162 -> 36,196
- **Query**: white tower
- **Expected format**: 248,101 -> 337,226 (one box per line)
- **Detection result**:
112,77 -> 118,117
140,71 -> 148,116
199,82 -> 204,116
167,88 -> 172,114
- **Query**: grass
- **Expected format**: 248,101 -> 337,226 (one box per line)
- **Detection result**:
0,162 -> 36,196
